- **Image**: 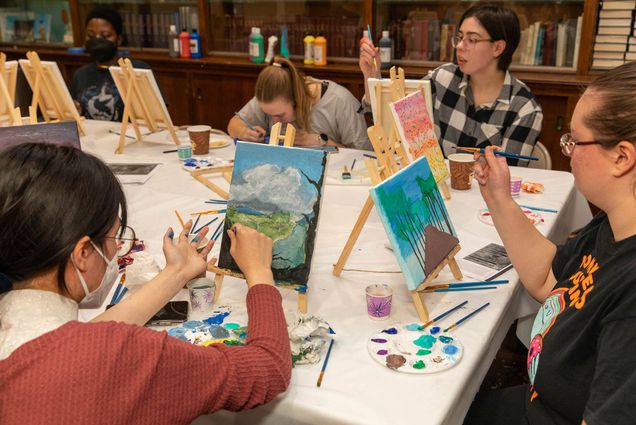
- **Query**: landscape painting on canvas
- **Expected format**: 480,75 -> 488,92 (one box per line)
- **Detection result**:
370,156 -> 458,291
390,91 -> 448,183
217,142 -> 327,287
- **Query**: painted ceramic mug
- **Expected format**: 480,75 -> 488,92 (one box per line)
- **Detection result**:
366,284 -> 393,320
187,277 -> 216,316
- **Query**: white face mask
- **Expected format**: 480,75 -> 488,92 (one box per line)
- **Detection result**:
73,241 -> 119,309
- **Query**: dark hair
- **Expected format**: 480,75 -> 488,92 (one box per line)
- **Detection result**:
0,144 -> 127,294
584,61 -> 636,147
459,3 -> 520,71
255,56 -> 313,131
85,6 -> 123,37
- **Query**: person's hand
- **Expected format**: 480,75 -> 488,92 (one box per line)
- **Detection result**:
239,125 -> 266,142
162,220 -> 214,283
359,37 -> 381,79
293,130 -> 321,147
474,146 -> 513,207
227,223 -> 274,287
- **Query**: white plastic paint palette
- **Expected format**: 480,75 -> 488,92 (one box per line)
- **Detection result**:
367,323 -> 463,374
478,207 -> 543,226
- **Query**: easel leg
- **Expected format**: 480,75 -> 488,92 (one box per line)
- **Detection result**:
411,291 -> 429,322
448,257 -> 463,280
332,195 -> 375,276
213,273 -> 224,303
297,290 -> 307,313
440,180 -> 451,200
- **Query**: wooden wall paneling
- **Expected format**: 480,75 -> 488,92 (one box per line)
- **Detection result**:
152,68 -> 193,126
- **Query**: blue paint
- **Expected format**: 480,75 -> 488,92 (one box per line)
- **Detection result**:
203,312 -> 230,325
443,345 -> 459,355
207,325 -> 230,339
168,328 -> 187,337
439,335 -> 454,344
371,338 -> 388,343
429,326 -> 441,335
183,320 -> 204,329
413,335 -> 436,349
405,323 -> 421,331
382,327 -> 398,335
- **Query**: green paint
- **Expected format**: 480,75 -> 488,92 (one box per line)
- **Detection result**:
416,349 -> 432,356
413,334 -> 436,349
224,323 -> 240,330
412,360 -> 426,369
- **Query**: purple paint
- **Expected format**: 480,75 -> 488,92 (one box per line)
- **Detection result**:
377,349 -> 389,355
382,327 -> 398,334
371,338 -> 388,343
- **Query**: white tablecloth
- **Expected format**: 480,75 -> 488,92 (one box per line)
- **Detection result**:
80,120 -> 592,425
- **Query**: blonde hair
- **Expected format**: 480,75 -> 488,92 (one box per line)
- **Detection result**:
254,57 -> 313,131
585,61 -> 636,146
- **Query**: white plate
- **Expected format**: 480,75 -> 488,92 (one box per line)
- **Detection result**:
367,323 -> 463,374
478,207 -> 543,226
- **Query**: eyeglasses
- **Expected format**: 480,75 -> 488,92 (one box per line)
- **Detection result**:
559,133 -> 602,157
103,225 -> 137,257
451,34 -> 493,49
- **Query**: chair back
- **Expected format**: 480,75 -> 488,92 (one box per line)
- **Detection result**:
529,141 -> 552,170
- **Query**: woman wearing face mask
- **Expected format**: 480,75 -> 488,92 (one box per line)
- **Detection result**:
0,143 -> 291,423
359,4 -> 543,165
70,6 -> 152,121
228,56 -> 372,150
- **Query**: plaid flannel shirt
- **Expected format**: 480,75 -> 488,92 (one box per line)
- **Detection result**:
427,63 -> 543,166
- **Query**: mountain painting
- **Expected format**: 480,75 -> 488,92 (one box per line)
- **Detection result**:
217,142 -> 327,287
370,156 -> 459,291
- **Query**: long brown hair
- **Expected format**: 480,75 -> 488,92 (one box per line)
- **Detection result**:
584,61 -> 636,146
254,56 -> 313,131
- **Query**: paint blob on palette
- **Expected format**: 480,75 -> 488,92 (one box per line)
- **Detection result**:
166,306 -> 246,347
478,207 -> 543,227
367,323 -> 463,374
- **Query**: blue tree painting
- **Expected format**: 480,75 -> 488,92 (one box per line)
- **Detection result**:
370,156 -> 458,291
217,142 -> 327,287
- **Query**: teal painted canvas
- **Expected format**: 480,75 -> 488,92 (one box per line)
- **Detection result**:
218,142 -> 327,286
370,156 -> 458,291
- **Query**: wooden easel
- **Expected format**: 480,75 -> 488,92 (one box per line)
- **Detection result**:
207,122 -> 308,312
191,122 -> 296,199
19,51 -> 86,135
371,67 -> 450,200
111,58 -> 180,153
0,54 -> 21,125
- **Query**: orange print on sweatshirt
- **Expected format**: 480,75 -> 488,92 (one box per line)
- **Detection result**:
567,254 -> 598,310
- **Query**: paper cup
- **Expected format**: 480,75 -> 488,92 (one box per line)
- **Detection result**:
448,153 -> 475,190
510,176 -> 523,197
366,284 -> 393,320
187,278 -> 216,316
188,125 -> 211,155
177,144 -> 192,161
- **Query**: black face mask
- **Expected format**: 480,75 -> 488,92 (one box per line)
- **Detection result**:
85,37 -> 118,64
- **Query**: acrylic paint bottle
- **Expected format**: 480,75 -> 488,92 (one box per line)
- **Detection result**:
313,33 -> 327,66
179,28 -> 190,58
249,27 -> 264,63
303,33 -> 315,65
379,30 -> 392,69
190,28 -> 202,58
168,25 -> 179,57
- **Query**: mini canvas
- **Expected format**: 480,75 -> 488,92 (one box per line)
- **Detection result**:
370,156 -> 458,291
217,142 -> 327,287
390,91 -> 448,183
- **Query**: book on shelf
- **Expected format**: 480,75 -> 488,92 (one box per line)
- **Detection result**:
598,25 -> 632,35
602,0 -> 636,10
595,34 -> 629,43
598,17 -> 634,26
593,50 -> 626,59
599,9 -> 634,19
572,16 -> 583,67
594,42 -> 628,51
592,58 -> 626,68
625,51 -> 636,60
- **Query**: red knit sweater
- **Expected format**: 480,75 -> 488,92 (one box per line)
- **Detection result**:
0,284 -> 291,424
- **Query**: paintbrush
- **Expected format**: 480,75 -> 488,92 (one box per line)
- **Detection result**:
366,24 -> 378,71
341,165 -> 351,180
453,147 -> 539,162
423,286 -> 498,293
174,210 -> 185,228
419,300 -> 468,329
193,216 -> 218,234
110,273 -> 126,305
211,219 -> 225,242
190,209 -> 227,215
443,302 -> 490,333
317,338 -> 335,387
425,279 -> 509,290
